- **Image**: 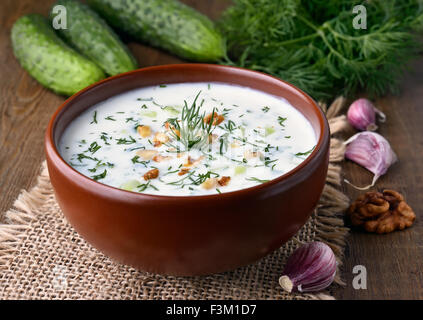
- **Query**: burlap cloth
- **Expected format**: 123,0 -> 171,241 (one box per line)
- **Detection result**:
0,98 -> 350,300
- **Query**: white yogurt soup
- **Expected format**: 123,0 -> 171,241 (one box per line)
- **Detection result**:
59,82 -> 317,196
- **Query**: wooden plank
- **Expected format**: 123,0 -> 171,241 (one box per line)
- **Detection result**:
333,58 -> 423,299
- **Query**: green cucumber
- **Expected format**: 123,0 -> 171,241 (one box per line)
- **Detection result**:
86,0 -> 225,62
120,179 -> 141,191
50,0 -> 138,76
11,14 -> 105,96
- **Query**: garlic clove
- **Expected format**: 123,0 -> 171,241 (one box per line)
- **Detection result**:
344,131 -> 397,190
347,98 -> 386,131
279,242 -> 336,293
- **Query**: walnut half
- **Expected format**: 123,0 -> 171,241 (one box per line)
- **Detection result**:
348,190 -> 416,234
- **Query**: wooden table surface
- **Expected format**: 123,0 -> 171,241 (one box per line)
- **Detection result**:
1,0 -> 422,300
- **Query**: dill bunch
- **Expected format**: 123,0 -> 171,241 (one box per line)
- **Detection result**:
219,0 -> 423,101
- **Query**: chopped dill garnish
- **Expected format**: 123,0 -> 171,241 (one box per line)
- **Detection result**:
137,97 -> 153,101
264,158 -> 277,167
90,111 -> 97,124
222,108 -> 232,116
87,142 -> 101,154
264,144 -> 274,152
92,169 -> 107,181
137,180 -> 158,192
223,120 -> 236,133
164,169 -> 180,176
105,116 -> 116,121
116,136 -> 136,145
131,156 -> 149,167
191,171 -> 220,186
219,133 -> 229,155
246,177 -> 270,184
166,170 -> 220,188
278,116 -> 287,127
100,133 -> 111,145
77,153 -> 98,162
69,162 -> 88,167
159,84 -> 167,88
166,171 -> 196,187
295,146 -> 316,157
96,160 -> 114,168
125,146 -> 145,152
125,117 -> 136,123
152,101 -> 164,108
262,106 -> 270,113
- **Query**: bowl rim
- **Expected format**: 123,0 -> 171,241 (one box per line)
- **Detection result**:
45,63 -> 329,200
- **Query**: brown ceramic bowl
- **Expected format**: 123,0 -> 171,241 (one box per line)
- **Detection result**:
45,64 -> 329,276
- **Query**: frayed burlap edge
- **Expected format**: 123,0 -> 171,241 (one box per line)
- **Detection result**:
0,97 -> 350,299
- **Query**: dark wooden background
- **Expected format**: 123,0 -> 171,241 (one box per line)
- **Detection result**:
1,0 -> 422,299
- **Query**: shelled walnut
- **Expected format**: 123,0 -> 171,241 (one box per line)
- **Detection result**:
348,190 -> 416,234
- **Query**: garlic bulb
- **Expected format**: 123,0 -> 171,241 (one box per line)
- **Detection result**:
347,98 -> 386,131
344,131 -> 397,190
279,242 -> 336,293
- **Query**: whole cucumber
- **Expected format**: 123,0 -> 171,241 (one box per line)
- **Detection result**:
86,0 -> 225,62
11,14 -> 105,96
50,0 -> 138,76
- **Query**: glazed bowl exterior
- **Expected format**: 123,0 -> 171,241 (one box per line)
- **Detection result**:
45,64 -> 330,276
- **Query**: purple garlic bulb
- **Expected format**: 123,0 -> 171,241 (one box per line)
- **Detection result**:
344,131 -> 397,190
347,98 -> 386,131
279,242 -> 336,293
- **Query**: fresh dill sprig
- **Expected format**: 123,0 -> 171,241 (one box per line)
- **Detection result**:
166,91 -> 217,152
219,0 -> 423,101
